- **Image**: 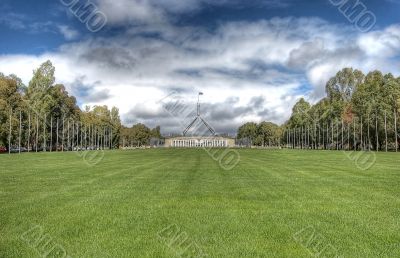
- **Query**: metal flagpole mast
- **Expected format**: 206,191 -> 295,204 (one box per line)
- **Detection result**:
395,109 -> 398,152
56,118 -> 59,151
183,92 -> 215,136
331,122 -> 334,150
336,120 -> 339,150
302,126 -> 304,149
83,125 -> 86,150
286,129 -> 289,149
36,115 -> 39,152
62,116 -> 65,152
385,110 -> 388,152
360,116 -> 363,151
50,116 -> 53,152
341,120 -> 344,150
72,120 -> 75,151
111,127 -> 113,149
78,122 -> 81,150
347,123 -> 350,151
326,124 -> 328,150
318,123 -> 321,150
104,127 -> 107,149
376,112 -> 379,152
67,120 -> 70,151
8,109 -> 12,154
43,114 -> 46,152
71,120 -> 75,151
90,124 -> 92,149
368,113 -> 370,151
99,127 -> 101,149
81,122 -> 83,150
322,124 -> 325,150
19,111 -> 22,154
353,118 -> 356,151
28,112 -> 31,152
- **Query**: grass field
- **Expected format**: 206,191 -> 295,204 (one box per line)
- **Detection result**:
0,149 -> 399,257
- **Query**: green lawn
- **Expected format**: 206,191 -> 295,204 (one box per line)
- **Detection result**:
0,149 -> 399,257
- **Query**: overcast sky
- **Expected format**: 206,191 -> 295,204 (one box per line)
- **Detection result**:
0,0 -> 399,134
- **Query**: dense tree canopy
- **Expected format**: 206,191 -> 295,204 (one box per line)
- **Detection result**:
237,121 -> 281,147
0,60 -> 123,150
237,67 -> 400,150
121,124 -> 162,147
285,68 -> 400,151
0,75 -> 24,146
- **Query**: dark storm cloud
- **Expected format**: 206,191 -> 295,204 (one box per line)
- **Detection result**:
69,77 -> 111,103
80,47 -> 137,70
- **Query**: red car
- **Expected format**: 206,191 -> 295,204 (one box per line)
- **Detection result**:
0,147 -> 7,153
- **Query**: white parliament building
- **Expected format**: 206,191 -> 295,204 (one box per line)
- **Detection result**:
164,92 -> 235,148
165,136 -> 235,148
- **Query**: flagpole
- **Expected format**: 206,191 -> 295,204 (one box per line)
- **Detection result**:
9,108 -> 12,154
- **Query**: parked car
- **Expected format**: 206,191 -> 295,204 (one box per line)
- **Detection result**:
0,147 -> 7,153
9,147 -> 28,153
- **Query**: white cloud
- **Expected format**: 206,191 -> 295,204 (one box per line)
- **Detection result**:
58,25 -> 80,40
0,17 -> 399,134
93,0 -> 291,25
358,25 -> 400,57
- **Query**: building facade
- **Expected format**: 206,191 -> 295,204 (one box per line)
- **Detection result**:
165,137 -> 235,148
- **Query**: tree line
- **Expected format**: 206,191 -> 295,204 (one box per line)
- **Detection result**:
237,121 -> 282,147
121,124 -> 162,147
2,63 -> 399,151
237,68 -> 400,151
0,60 -> 122,152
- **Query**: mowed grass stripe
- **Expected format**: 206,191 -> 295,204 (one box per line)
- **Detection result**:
0,149 -> 399,257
